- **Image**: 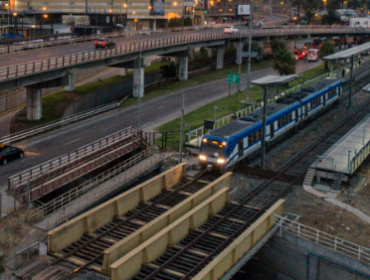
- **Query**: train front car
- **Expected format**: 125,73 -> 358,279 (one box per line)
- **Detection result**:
199,137 -> 229,172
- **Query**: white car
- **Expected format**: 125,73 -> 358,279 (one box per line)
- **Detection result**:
224,26 -> 239,34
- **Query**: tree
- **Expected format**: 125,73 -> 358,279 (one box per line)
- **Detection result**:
184,17 -> 193,26
321,9 -> 340,25
158,61 -> 177,85
273,47 -> 297,75
319,41 -> 335,70
168,17 -> 182,27
347,0 -> 361,9
270,38 -> 286,53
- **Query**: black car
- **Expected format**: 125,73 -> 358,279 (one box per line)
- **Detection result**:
0,145 -> 24,165
94,38 -> 116,49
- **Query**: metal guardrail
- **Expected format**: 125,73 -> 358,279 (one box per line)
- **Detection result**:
0,101 -> 119,145
29,148 -> 155,222
277,216 -> 370,263
35,151 -> 168,230
185,72 -> 331,147
8,126 -> 136,192
1,27 -> 369,82
22,134 -> 141,202
4,235 -> 47,270
0,23 -> 241,55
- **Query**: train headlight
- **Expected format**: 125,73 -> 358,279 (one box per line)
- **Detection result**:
202,138 -> 208,143
217,158 -> 225,164
199,154 -> 207,161
222,141 -> 227,146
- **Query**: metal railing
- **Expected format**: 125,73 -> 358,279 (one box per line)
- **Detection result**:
8,126 -> 136,192
3,235 -> 47,270
0,101 -> 119,145
35,151 -> 168,230
1,27 -> 369,82
277,216 -> 370,264
28,148 -> 155,222
185,72 -> 331,147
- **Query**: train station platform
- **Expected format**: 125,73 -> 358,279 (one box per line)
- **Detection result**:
309,113 -> 370,183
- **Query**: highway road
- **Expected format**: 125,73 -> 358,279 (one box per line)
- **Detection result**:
0,59 -> 321,191
0,27 -> 253,67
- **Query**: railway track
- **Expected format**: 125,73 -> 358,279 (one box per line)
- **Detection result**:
128,91 -> 370,279
17,170 -> 218,280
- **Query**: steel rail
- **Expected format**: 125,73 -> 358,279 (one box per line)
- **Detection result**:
141,94 -> 370,280
48,167 -> 213,280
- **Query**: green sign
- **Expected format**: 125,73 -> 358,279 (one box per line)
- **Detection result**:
228,74 -> 240,84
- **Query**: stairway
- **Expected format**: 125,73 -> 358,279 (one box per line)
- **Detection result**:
303,168 -> 316,187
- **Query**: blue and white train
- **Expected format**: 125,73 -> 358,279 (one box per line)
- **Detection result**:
199,79 -> 343,171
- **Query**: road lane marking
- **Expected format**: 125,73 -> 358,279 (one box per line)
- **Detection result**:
64,138 -> 81,146
157,105 -> 164,109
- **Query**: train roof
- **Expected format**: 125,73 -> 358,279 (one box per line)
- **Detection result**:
208,103 -> 289,138
206,79 -> 342,140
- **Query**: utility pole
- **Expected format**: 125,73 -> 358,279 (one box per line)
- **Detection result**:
246,1 -> 253,98
179,92 -> 185,163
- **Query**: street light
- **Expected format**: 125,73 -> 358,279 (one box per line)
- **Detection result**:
4,3 -> 9,36
12,12 -> 32,39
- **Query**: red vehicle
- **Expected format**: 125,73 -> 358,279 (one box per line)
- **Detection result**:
294,49 -> 307,60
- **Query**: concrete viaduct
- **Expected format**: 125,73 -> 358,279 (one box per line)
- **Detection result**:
1,26 -> 369,121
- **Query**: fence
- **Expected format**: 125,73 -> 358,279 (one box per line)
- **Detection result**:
3,235 -> 47,270
1,27 -> 370,82
277,216 -> 370,264
8,126 -> 136,192
34,151 -> 168,230
28,148 -> 155,222
0,101 -> 119,145
185,72 -> 331,147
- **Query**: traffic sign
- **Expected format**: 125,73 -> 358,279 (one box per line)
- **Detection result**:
228,74 -> 240,84
242,51 -> 258,58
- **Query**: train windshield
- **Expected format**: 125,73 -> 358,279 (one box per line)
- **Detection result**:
202,139 -> 225,156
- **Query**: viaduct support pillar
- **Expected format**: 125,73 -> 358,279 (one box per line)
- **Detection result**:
207,48 -> 213,58
64,72 -> 75,92
236,41 -> 243,66
217,46 -> 225,69
178,56 -> 188,81
27,87 -> 42,121
133,57 -> 146,98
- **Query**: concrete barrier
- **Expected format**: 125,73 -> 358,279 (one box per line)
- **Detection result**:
192,199 -> 285,280
47,163 -> 186,253
102,172 -> 232,275
109,187 -> 231,280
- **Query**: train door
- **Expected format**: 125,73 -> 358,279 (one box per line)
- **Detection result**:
305,104 -> 308,117
238,139 -> 243,158
270,122 -> 275,138
323,92 -> 326,106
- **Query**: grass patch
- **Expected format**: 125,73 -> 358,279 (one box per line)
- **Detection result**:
74,75 -> 130,94
121,59 -> 274,109
155,63 -> 326,150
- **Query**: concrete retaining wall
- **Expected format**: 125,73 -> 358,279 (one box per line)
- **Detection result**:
110,187 -> 231,280
47,163 -> 186,253
102,172 -> 233,275
0,65 -> 107,115
242,229 -> 370,279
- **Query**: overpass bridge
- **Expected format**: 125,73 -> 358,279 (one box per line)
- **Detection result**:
1,26 -> 370,121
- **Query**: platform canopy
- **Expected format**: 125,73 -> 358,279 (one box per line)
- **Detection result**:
251,74 -> 301,87
324,42 -> 370,61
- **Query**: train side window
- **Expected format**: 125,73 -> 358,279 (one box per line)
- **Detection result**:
305,104 -> 308,117
238,139 -> 243,158
295,110 -> 298,122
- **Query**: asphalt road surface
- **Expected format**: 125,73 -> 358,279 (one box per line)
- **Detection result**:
0,59 -> 321,190
0,27 -> 254,67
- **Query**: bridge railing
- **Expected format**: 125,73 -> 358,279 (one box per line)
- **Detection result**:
185,72 -> 331,149
8,126 -> 136,192
0,27 -> 369,82
0,101 -> 119,145
277,215 -> 370,264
